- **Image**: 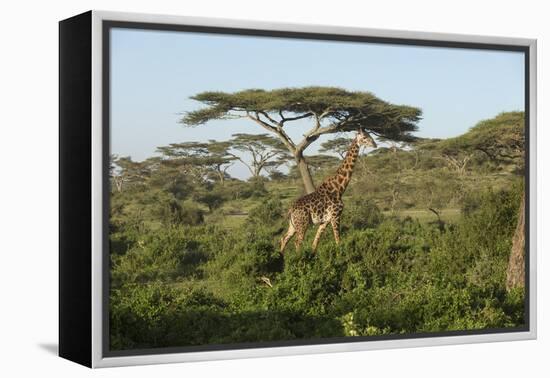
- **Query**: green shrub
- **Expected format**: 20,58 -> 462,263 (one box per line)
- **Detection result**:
247,176 -> 269,198
111,225 -> 226,287
247,197 -> 284,227
342,198 -> 384,230
179,202 -> 205,226
110,283 -> 229,349
109,184 -> 525,349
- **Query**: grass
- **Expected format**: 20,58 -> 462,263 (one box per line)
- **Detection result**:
213,206 -> 462,231
389,208 -> 461,224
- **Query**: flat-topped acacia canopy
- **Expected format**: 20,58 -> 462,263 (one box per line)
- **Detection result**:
181,86 -> 422,193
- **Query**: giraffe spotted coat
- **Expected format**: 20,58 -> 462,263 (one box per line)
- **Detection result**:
280,131 -> 377,253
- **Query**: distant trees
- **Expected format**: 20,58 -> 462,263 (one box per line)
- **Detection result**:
228,133 -> 291,178
266,168 -> 288,182
458,112 -> 524,167
111,134 -> 295,215
445,112 -> 525,290
110,155 -> 157,192
156,141 -> 236,184
416,137 -> 473,176
464,112 -> 525,291
440,149 -> 474,176
153,134 -> 292,184
305,154 -> 340,173
204,140 -> 237,184
181,86 -> 422,193
417,112 -> 526,290
110,134 -> 294,218
192,188 -> 226,212
319,137 -> 354,159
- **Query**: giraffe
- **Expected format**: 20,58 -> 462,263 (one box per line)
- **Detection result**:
280,130 -> 377,254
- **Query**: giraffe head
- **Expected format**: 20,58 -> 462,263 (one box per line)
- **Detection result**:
356,130 -> 377,148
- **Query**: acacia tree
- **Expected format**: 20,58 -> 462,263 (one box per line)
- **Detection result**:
111,155 -> 157,192
228,133 -> 291,177
460,112 -> 525,291
431,112 -> 525,290
156,141 -> 235,184
304,154 -> 341,172
181,86 -> 422,193
415,136 -> 473,176
439,149 -> 474,176
319,137 -> 354,159
205,140 -> 236,184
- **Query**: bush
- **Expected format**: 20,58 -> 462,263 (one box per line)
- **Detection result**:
180,202 -> 205,226
110,283 -> 229,349
342,198 -> 384,230
247,176 -> 269,198
192,188 -> 225,212
246,197 -> 284,227
111,225 -> 225,287
110,184 -> 525,349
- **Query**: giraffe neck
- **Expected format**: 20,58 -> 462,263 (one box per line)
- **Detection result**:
332,139 -> 360,194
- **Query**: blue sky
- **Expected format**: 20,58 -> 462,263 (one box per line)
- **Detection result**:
110,28 -> 525,179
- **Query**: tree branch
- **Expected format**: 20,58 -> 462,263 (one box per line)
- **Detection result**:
246,112 -> 277,132
227,152 -> 256,176
280,112 -> 313,124
246,112 -> 296,152
258,111 -> 280,127
309,123 -> 342,139
319,107 -> 334,119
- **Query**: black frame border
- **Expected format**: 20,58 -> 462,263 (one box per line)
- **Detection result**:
101,20 -> 531,359
59,10 -> 93,367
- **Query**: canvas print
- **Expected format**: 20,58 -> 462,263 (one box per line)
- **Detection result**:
107,26 -> 527,353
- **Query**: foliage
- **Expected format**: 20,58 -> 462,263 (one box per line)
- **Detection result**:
109,111 -> 526,351
180,86 -> 422,192
110,184 -> 525,349
341,198 -> 384,230
443,112 -> 524,160
156,140 -> 235,184
246,197 -> 285,228
418,112 -> 525,174
229,133 -> 291,177
181,87 -> 422,141
319,137 -> 354,158
305,154 -> 341,172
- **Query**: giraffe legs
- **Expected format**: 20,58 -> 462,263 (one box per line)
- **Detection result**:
280,221 -> 296,254
281,211 -> 309,254
312,222 -> 328,251
294,224 -> 308,251
331,218 -> 341,244
282,214 -> 339,254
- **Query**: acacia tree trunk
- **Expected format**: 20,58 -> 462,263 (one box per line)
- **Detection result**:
253,164 -> 264,178
506,193 -> 525,291
295,153 -> 315,194
216,169 -> 225,185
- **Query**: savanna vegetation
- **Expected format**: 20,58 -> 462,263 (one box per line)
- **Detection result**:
109,87 -> 526,351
